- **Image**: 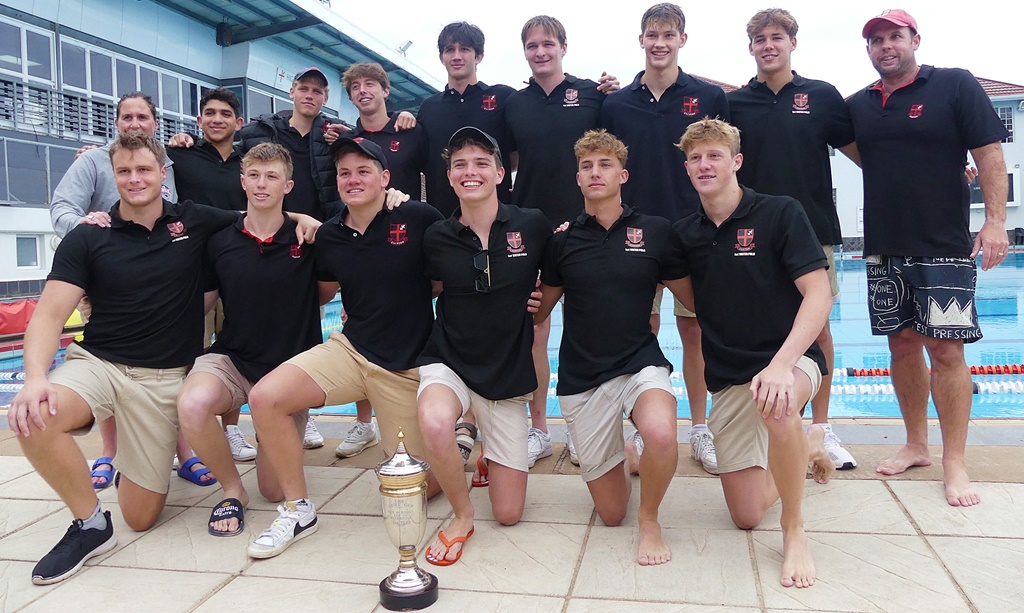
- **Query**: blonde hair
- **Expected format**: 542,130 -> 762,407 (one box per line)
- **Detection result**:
574,129 -> 628,167
746,8 -> 798,40
676,118 -> 741,157
242,142 -> 294,179
108,131 -> 165,164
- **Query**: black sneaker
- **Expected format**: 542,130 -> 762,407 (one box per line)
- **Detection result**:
32,510 -> 117,585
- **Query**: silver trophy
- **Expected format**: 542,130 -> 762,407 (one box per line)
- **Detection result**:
375,429 -> 438,610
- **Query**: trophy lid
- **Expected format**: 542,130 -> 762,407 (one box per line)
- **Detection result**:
376,429 -> 430,477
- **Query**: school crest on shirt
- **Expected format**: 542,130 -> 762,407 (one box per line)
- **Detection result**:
167,221 -> 188,242
389,223 -> 408,246
792,93 -> 810,114
390,140 -> 401,152
625,227 -> 646,252
482,94 -> 498,111
290,245 -> 303,258
506,231 -> 527,256
563,88 -> 579,107
735,228 -> 755,255
908,104 -> 924,119
681,97 -> 700,116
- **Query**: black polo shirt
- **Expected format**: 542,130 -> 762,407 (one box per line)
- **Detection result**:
671,188 -> 826,393
728,73 -> 854,245
542,206 -> 684,395
167,139 -> 246,211
600,69 -> 730,222
354,113 -> 429,199
416,81 -> 516,217
847,66 -> 1009,257
314,201 -> 443,371
419,203 -> 551,399
506,74 -> 603,227
48,200 -> 238,368
204,215 -> 322,382
276,126 -> 323,220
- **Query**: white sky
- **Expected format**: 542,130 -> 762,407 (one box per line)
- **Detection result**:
341,1 -> 1023,97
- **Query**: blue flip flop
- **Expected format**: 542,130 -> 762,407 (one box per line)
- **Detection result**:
176,456 -> 217,486
90,456 -> 115,490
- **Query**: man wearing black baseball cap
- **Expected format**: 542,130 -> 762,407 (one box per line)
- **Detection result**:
848,9 -> 1010,507
245,135 -> 444,559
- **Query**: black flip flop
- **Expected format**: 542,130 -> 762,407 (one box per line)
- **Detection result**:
208,498 -> 245,537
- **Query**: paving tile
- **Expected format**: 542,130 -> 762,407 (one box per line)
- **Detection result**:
0,498 -> 64,539
195,575 -> 381,612
20,566 -> 230,613
212,464 -> 362,513
929,535 -> 1024,613
427,589 -> 565,612
759,479 -> 915,535
639,477 -> 737,531
470,473 -> 596,525
318,470 -> 455,520
573,527 -> 757,607
754,532 -> 969,612
889,481 -> 1024,537
0,471 -> 62,501
568,601 -> 758,613
0,455 -> 34,485
101,508 -> 277,573
0,501 -> 184,565
0,560 -> 62,612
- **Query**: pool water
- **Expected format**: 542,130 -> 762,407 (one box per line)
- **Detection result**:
3,253 -> 1023,419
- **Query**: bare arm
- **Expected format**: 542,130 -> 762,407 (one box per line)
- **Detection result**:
837,142 -> 861,167
203,290 -> 219,314
318,281 -> 340,305
431,280 -> 443,298
663,277 -> 695,313
533,283 -> 563,325
284,213 -> 322,244
970,141 -> 1009,271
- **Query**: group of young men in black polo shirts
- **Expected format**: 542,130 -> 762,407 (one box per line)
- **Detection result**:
11,1 -> 1011,595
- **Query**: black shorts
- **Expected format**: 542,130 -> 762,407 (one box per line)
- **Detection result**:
866,255 -> 981,342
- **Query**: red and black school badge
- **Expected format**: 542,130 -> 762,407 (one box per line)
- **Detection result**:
506,231 -> 525,253
563,88 -> 578,104
681,96 -> 700,116
625,227 -> 645,248
793,93 -> 809,111
167,221 -> 185,238
389,223 -> 408,246
290,245 -> 303,258
908,104 -> 924,119
482,94 -> 498,111
390,140 -> 401,152
735,228 -> 755,251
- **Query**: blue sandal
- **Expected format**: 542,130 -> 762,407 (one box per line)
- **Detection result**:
90,456 -> 116,490
176,456 -> 217,486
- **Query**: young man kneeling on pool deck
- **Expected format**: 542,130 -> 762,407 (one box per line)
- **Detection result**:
177,143 -> 327,538
9,133 -> 318,585
664,118 -> 835,588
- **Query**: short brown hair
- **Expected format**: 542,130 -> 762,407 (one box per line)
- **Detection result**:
574,129 -> 628,167
442,138 -> 502,170
746,8 -> 798,40
242,142 -> 293,180
641,3 -> 685,34
342,62 -> 390,95
108,131 -> 165,165
676,118 -> 741,157
521,15 -> 566,47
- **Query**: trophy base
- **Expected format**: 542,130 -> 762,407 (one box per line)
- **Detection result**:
379,575 -> 438,611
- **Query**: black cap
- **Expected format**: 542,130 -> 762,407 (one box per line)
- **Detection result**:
447,126 -> 501,158
329,136 -> 388,170
294,67 -> 328,86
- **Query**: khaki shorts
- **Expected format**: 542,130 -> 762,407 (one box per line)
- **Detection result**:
51,343 -> 186,494
652,285 -> 696,318
418,362 -> 531,472
286,331 -> 423,457
558,366 -> 673,482
822,244 -> 839,297
203,299 -> 225,350
187,352 -> 253,413
708,355 -> 822,474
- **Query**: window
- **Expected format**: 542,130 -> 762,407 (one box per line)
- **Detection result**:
248,89 -> 273,120
162,74 -> 179,113
61,41 -> 87,89
182,80 -> 199,116
25,31 -> 52,80
140,66 -> 159,101
116,59 -> 136,96
0,19 -> 54,83
90,52 -> 112,96
997,107 -> 1014,144
16,236 -> 39,268
0,22 -> 21,73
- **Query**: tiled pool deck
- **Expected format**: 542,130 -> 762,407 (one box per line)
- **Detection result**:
2,415 -> 1024,612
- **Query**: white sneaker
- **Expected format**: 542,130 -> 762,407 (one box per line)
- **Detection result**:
820,424 -> 857,470
334,421 -> 379,458
630,430 -> 645,456
566,431 -> 580,466
247,501 -> 318,559
527,427 -> 553,468
226,425 -> 257,462
690,429 -> 720,475
303,416 -> 324,449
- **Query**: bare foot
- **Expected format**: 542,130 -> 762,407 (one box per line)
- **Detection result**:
210,492 -> 250,534
780,526 -> 816,588
943,461 -> 980,507
426,516 -> 474,564
637,519 -> 671,566
806,425 -> 835,484
91,462 -> 113,488
624,438 -> 641,476
876,444 -> 932,476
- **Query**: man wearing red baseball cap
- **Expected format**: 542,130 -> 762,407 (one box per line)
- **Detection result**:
847,9 -> 1010,507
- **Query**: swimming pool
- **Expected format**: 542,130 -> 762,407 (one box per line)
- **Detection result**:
3,252 -> 1023,418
